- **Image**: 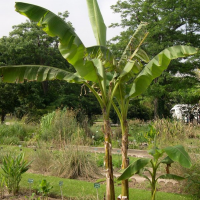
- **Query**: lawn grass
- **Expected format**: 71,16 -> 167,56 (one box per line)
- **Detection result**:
20,172 -> 193,200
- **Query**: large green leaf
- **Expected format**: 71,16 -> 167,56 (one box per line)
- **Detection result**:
116,23 -> 149,84
158,174 -> 185,181
164,145 -> 192,168
119,60 -> 136,79
148,148 -> 164,161
86,46 -> 116,70
160,156 -> 174,165
86,0 -> 106,46
118,22 -> 149,66
128,45 -> 198,98
135,48 -> 149,63
15,2 -> 101,82
0,65 -> 84,83
117,158 -> 150,181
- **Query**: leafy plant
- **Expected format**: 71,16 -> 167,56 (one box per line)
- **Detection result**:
40,111 -> 55,134
182,153 -> 200,198
1,152 -> 32,195
38,179 -> 53,200
0,122 -> 33,142
143,123 -> 158,147
110,23 -> 198,199
39,108 -> 85,147
118,141 -> 192,200
186,172 -> 200,198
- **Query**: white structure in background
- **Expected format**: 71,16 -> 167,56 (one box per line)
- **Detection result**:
170,104 -> 191,120
170,104 -> 200,123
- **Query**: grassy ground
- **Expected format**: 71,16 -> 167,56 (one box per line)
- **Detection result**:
1,118 -> 200,199
0,144 -> 194,200
20,172 -> 193,200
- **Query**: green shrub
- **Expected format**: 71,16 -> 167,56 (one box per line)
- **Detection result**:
38,179 -> 53,200
39,108 -> 87,146
96,157 -> 104,167
176,151 -> 200,198
0,136 -> 20,145
0,148 -> 13,164
1,152 -> 31,195
128,119 -> 149,146
112,156 -> 121,169
132,132 -> 148,145
40,111 -> 55,135
0,122 -> 35,142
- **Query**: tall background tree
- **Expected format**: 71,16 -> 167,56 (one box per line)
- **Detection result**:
109,0 -> 200,118
0,83 -> 19,123
0,20 -> 101,123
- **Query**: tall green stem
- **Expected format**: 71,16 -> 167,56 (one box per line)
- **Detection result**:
151,160 -> 158,200
112,96 -> 130,199
103,112 -> 115,200
121,119 -> 129,199
85,81 -> 115,200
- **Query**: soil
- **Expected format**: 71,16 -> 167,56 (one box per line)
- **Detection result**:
1,187 -> 70,200
2,191 -> 64,200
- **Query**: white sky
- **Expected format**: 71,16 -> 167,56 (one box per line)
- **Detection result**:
0,0 -> 123,47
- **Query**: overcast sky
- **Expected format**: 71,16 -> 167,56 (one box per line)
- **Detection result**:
0,0 -> 123,46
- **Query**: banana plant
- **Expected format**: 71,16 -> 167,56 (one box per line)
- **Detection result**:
0,1 -> 198,200
0,1 -> 118,199
111,24 -> 198,199
117,143 -> 192,200
111,22 -> 150,199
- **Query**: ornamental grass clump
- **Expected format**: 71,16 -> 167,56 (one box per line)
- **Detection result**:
31,145 -> 100,179
52,146 -> 100,179
1,152 -> 31,195
31,147 -> 53,173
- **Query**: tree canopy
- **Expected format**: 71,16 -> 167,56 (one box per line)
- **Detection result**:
0,20 -> 101,123
109,0 -> 200,118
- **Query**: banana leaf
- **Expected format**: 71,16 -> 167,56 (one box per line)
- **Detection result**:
15,2 -> 102,82
164,145 -> 192,168
86,0 -> 106,46
0,65 -> 84,83
128,45 -> 198,99
117,158 -> 151,181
